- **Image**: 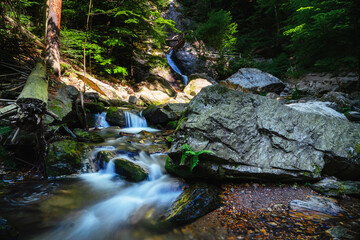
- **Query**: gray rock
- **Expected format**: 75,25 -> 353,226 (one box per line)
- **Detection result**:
296,72 -> 359,95
83,92 -> 100,101
184,78 -> 213,96
143,103 -> 187,125
345,111 -> 360,122
287,101 -> 347,120
168,85 -> 360,181
321,92 -> 351,111
311,177 -> 360,197
128,96 -> 138,105
220,68 -> 285,94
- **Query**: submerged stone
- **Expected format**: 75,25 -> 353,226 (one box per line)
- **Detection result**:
289,196 -> 344,222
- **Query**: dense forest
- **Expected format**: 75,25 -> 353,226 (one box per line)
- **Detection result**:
1,0 -> 359,81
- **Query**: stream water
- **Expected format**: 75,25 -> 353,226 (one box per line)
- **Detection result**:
0,113 -> 184,240
166,50 -> 188,85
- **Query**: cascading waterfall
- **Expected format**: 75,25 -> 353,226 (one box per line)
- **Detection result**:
166,50 -> 188,85
120,111 -> 159,134
94,112 -> 110,129
124,111 -> 148,128
34,111 -> 182,240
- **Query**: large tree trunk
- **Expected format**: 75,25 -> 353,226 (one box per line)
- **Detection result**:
45,0 -> 62,78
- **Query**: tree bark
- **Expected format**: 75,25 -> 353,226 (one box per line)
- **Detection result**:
45,0 -> 62,78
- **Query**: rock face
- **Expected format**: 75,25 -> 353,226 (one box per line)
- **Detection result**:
174,42 -> 206,75
311,177 -> 360,197
184,78 -> 213,96
220,68 -> 285,94
287,101 -> 347,120
168,85 -> 360,181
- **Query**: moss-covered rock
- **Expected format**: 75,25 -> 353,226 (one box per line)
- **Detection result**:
105,107 -> 126,127
73,128 -> 105,143
46,140 -> 86,176
311,177 -> 360,198
113,158 -> 148,182
84,102 -> 105,113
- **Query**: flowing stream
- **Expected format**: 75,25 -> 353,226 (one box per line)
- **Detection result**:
0,113 -> 183,240
166,50 -> 188,85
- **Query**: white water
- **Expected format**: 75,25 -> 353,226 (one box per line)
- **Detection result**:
166,50 -> 188,85
39,151 -> 182,240
94,112 -> 110,129
120,111 -> 159,134
37,114 -> 182,240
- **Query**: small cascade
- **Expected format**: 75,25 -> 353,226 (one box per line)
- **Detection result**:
124,111 -> 148,128
120,111 -> 159,134
166,50 -> 188,85
41,151 -> 183,240
94,112 -> 110,129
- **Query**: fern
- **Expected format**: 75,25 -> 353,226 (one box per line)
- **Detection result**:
179,144 -> 215,171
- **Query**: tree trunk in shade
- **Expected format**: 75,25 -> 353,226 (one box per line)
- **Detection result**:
45,0 -> 62,78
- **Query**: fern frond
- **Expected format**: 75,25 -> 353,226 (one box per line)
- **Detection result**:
190,155 -> 199,171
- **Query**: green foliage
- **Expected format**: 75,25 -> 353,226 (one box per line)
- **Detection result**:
166,136 -> 173,143
179,144 -> 214,171
167,121 -> 177,129
291,86 -> 302,100
196,9 -> 238,55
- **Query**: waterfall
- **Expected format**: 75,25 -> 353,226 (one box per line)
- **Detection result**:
166,50 -> 188,85
124,111 -> 148,128
94,112 -> 110,128
120,111 -> 159,134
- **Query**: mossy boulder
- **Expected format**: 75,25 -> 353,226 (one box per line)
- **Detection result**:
311,177 -> 360,198
84,102 -> 105,113
46,140 -> 86,176
113,158 -> 149,182
105,107 -> 126,127
73,128 -> 105,143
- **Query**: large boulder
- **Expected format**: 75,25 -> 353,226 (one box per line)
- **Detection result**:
139,75 -> 177,97
46,140 -> 87,176
184,78 -> 213,96
143,103 -> 187,125
220,68 -> 285,94
105,107 -> 126,127
167,85 -> 360,181
138,87 -> 172,105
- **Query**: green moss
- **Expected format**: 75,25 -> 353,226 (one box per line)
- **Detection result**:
73,129 -> 105,143
167,121 -> 177,129
106,107 -> 119,118
175,116 -> 187,131
114,158 -> 148,182
313,163 -> 321,176
355,143 -> 360,155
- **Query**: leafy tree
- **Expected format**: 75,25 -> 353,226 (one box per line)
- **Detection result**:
196,9 -> 237,55
283,0 -> 358,71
